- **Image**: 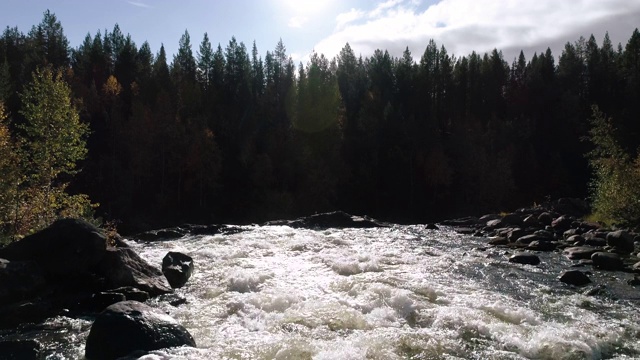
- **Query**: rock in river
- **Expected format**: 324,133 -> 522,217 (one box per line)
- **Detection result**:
85,300 -> 196,360
162,251 -> 194,288
508,252 -> 541,265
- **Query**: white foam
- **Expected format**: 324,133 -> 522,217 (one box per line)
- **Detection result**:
226,269 -> 273,293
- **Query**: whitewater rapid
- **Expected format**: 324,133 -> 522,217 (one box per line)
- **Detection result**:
48,225 -> 640,359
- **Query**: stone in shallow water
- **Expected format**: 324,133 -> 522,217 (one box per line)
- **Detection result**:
559,270 -> 591,286
563,246 -> 599,260
508,252 -> 541,265
591,252 -> 624,270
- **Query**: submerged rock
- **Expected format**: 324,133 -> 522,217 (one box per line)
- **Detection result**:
85,301 -> 195,360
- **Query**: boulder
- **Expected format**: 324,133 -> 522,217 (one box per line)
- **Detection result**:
559,270 -> 591,286
425,223 -> 439,230
98,248 -> 172,296
606,230 -> 635,254
564,246 -> 600,260
162,252 -> 194,288
551,215 -> 574,231
0,259 -> 46,305
591,252 -> 624,270
508,252 -> 541,265
0,339 -> 43,360
135,228 -> 187,242
0,218 -> 107,278
85,301 -> 195,360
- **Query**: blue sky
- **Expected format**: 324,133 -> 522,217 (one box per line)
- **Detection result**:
1,0 -> 639,65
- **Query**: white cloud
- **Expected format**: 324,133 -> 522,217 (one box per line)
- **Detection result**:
314,0 -> 640,62
336,8 -> 365,30
288,16 -> 309,28
127,1 -> 152,8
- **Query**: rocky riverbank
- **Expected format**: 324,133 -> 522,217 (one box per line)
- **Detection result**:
440,198 -> 640,287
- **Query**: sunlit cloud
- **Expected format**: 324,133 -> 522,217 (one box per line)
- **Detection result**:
336,9 -> 365,30
288,16 -> 308,28
127,1 -> 152,8
314,0 -> 640,61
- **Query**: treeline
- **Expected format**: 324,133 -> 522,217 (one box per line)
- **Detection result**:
1,11 -> 639,232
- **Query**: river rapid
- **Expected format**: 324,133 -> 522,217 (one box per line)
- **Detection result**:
36,224 -> 640,359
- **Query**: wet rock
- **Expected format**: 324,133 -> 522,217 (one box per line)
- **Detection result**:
0,218 -> 107,279
606,230 -> 635,254
425,223 -> 439,230
527,240 -> 557,251
627,276 -> 640,286
98,248 -> 172,296
564,246 -> 599,260
0,339 -> 43,360
508,252 -> 541,265
135,228 -> 187,242
162,252 -> 194,288
286,211 -> 386,229
85,301 -> 196,360
485,219 -> 503,229
83,292 -> 126,312
563,228 -> 580,239
108,286 -> 150,302
488,236 -> 508,246
439,217 -> 480,227
515,234 -> 549,245
559,270 -> 591,286
591,252 -> 624,270
566,235 -> 586,245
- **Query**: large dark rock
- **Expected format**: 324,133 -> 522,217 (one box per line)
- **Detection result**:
0,339 -> 43,360
85,301 -> 195,360
162,252 -> 194,288
508,252 -> 541,265
559,270 -> 591,286
0,218 -> 107,278
0,259 -> 46,305
591,252 -> 624,270
606,230 -> 635,254
98,248 -> 172,296
515,234 -> 550,245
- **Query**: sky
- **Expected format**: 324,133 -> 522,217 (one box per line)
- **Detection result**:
1,0 -> 639,66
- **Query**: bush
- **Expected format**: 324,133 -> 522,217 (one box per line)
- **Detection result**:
587,105 -> 640,226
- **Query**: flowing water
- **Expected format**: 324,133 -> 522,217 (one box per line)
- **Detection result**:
18,225 -> 640,359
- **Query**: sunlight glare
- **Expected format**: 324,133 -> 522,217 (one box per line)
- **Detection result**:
279,0 -> 334,15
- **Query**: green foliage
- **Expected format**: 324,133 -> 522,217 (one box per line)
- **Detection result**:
0,67 -> 95,239
587,105 -> 640,226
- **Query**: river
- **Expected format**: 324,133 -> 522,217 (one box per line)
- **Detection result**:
30,224 -> 640,359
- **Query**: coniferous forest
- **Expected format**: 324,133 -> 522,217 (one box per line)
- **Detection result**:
1,11 -> 640,236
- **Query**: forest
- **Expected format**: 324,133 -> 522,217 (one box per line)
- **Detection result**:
1,10 -> 639,236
